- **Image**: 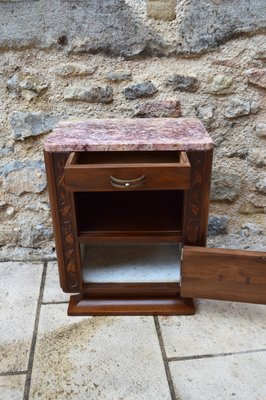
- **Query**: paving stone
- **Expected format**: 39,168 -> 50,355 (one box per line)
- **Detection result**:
159,300 -> 266,358
0,262 -> 43,373
30,304 -> 170,400
43,261 -> 70,303
170,352 -> 266,400
0,375 -> 26,400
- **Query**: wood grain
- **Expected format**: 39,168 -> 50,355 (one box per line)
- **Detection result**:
68,294 -> 195,316
181,246 -> 266,304
64,151 -> 191,191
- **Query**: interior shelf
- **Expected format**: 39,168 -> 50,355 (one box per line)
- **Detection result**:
81,243 -> 181,284
75,190 -> 183,240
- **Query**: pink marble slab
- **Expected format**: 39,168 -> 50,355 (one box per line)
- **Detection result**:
44,118 -> 213,152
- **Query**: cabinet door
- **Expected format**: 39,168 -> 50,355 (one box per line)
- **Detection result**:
180,246 -> 266,304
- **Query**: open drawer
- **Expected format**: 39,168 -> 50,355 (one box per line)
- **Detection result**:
64,151 -> 191,191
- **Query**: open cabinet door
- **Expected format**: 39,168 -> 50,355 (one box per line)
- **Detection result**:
180,246 -> 266,304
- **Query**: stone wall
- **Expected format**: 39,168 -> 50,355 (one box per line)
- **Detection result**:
0,0 -> 265,259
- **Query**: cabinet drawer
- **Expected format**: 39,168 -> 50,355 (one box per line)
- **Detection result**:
64,151 -> 191,192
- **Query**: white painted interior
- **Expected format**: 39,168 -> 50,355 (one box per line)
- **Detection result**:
82,243 -> 181,283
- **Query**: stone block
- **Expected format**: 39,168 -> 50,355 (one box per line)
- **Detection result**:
54,64 -> 97,77
105,69 -> 132,82
123,81 -> 157,100
208,215 -> 229,236
7,72 -> 49,100
239,202 -> 265,215
0,160 -> 46,195
134,100 -> 181,118
211,170 -> 241,202
207,74 -> 234,94
146,0 -> 176,21
247,149 -> 266,168
10,112 -> 60,140
179,0 -> 266,54
224,97 -> 260,118
64,85 -> 113,103
256,177 -> 266,194
246,68 -> 266,89
196,104 -> 215,126
0,0 -> 265,56
255,121 -> 266,138
166,74 -> 199,92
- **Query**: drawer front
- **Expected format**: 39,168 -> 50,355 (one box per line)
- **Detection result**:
64,152 -> 191,192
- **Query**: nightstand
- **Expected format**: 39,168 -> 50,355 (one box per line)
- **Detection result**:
44,118 -> 266,315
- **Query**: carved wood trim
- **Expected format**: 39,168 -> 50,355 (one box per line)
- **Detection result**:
52,152 -> 81,291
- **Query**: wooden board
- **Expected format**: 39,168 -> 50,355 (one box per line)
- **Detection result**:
181,246 -> 266,304
68,295 -> 195,316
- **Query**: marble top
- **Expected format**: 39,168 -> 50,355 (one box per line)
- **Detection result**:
44,117 -> 213,152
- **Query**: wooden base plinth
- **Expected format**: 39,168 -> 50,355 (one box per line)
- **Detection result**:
68,295 -> 195,316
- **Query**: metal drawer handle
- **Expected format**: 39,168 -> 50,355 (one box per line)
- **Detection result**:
110,175 -> 146,188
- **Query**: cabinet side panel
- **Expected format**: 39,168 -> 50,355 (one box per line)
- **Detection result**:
44,151 -> 81,292
183,149 -> 213,246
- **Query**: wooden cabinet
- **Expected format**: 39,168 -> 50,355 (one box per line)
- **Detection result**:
44,118 -> 266,316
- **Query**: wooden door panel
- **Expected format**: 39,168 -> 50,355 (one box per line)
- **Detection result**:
181,246 -> 266,304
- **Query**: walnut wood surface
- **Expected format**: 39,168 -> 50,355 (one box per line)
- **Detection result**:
75,190 -> 183,238
181,246 -> 266,304
64,151 -> 191,192
82,282 -> 180,297
45,147 -> 213,315
44,151 -> 82,292
183,149 -> 213,246
68,294 -> 195,316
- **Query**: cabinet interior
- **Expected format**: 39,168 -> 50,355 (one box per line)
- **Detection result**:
74,151 -> 181,165
75,190 -> 184,237
81,243 -> 182,284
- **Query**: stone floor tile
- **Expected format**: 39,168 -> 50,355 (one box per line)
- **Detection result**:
0,374 -> 26,400
170,351 -> 266,400
30,304 -> 171,400
43,261 -> 69,303
0,262 -> 43,373
159,300 -> 266,358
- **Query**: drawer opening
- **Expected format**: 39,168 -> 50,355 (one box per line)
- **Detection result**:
64,151 -> 191,192
75,190 -> 184,240
80,243 -> 182,284
70,151 -> 182,165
